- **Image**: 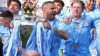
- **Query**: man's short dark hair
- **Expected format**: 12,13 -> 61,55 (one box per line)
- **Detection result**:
8,0 -> 21,8
42,1 -> 54,10
0,10 -> 13,20
71,1 -> 85,10
53,0 -> 65,7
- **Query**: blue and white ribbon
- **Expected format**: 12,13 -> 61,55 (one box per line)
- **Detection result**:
36,22 -> 43,56
5,21 -> 21,56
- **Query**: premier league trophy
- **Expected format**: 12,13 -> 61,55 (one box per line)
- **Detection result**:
20,0 -> 38,48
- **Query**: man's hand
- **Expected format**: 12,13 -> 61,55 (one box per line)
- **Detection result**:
0,37 -> 4,44
42,21 -> 51,30
54,28 -> 68,40
31,0 -> 37,8
34,17 -> 51,30
63,17 -> 72,25
2,40 -> 4,45
33,17 -> 40,22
